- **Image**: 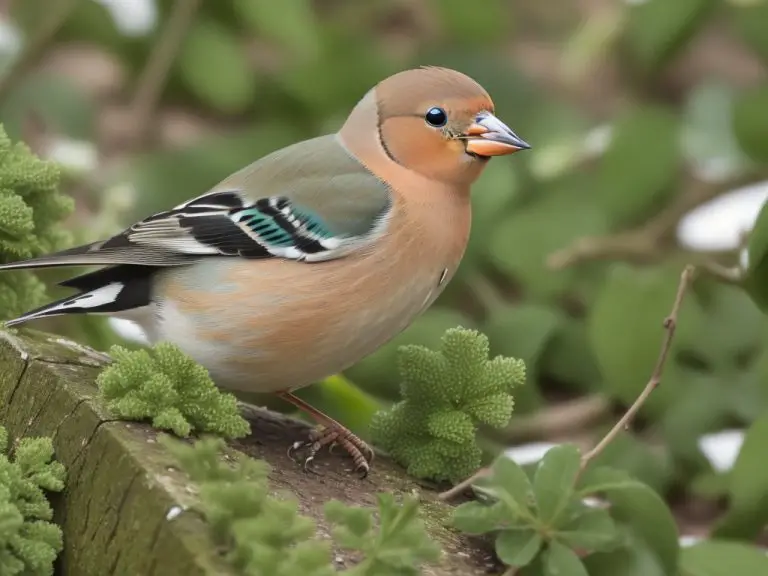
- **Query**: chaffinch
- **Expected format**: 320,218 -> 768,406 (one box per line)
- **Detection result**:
1,66 -> 529,477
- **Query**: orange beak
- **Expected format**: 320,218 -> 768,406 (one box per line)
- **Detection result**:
465,112 -> 530,157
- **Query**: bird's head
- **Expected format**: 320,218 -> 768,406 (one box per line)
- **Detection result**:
360,66 -> 530,186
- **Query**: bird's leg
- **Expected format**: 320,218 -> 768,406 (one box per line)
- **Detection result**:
277,391 -> 373,478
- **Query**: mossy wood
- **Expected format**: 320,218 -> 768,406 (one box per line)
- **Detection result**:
0,328 -> 235,576
0,328 -> 494,575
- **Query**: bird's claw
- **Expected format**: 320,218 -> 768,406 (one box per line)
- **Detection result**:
288,425 -> 373,478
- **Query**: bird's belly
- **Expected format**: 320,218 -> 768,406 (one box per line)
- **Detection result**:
154,257 -> 448,394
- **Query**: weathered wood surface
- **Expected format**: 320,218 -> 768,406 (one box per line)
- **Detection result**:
0,329 -> 235,576
0,328 -> 495,576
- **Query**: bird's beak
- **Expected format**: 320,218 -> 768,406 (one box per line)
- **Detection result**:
465,112 -> 530,157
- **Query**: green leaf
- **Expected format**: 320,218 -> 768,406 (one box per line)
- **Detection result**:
533,445 -> 581,525
583,531 -> 666,576
484,456 -> 535,517
543,541 -> 589,576
588,264 -> 690,416
433,0 -> 510,46
555,508 -> 619,552
744,199 -> 768,314
540,318 -> 602,393
177,19 -> 256,114
233,0 -> 319,57
594,107 -> 680,226
483,304 -> 563,412
586,433 -> 674,495
730,2 -> 768,64
452,501 -> 508,535
680,540 -> 768,576
733,84 -> 768,163
682,81 -> 751,180
714,410 -> 768,539
0,72 -> 95,141
495,529 -> 542,568
488,191 -> 608,300
578,468 -> 679,574
625,0 -> 716,71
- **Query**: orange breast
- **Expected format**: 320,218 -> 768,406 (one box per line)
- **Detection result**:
155,196 -> 471,394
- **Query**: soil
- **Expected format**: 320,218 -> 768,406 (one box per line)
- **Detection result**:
230,406 -> 502,575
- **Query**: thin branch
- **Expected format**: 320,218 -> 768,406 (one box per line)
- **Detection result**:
487,395 -> 610,443
129,0 -> 201,143
439,265 -> 696,501
548,169 -> 768,270
578,264 -> 695,470
0,0 -> 81,103
438,466 -> 491,501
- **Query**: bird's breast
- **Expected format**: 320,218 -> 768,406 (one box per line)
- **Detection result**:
154,199 -> 470,393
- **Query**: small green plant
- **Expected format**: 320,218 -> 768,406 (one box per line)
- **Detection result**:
96,342 -> 250,438
163,436 -> 333,576
0,425 -> 66,576
166,436 -> 443,576
325,494 -> 441,576
0,125 -> 73,322
370,327 -> 525,483
452,445 -> 680,575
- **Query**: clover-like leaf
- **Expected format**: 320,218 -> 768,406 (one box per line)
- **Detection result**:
533,444 -> 582,526
555,507 -> 620,553
495,529 -> 543,568
543,541 -> 589,576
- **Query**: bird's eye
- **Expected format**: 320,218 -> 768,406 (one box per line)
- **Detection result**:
424,107 -> 447,127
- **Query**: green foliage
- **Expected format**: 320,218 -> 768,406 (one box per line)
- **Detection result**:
483,303 -> 563,413
370,327 -> 525,483
0,125 -> 73,321
163,436 -> 333,576
345,308 -> 478,402
593,106 -> 680,225
624,0 -> 716,72
233,0 -> 319,58
6,0 -> 768,571
744,198 -> 768,314
713,410 -> 768,539
588,264 -> 687,416
679,540 -> 768,576
488,190 -> 608,301
96,343 -> 250,439
166,437 -> 441,576
178,19 -> 258,114
732,84 -> 768,163
0,425 -> 66,576
324,494 -> 441,576
453,447 -> 679,574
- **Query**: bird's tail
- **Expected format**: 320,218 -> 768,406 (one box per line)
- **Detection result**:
4,265 -> 155,327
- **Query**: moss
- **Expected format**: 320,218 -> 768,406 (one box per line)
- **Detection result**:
0,329 -> 235,576
0,126 -> 73,321
97,343 -> 250,439
371,327 -> 525,483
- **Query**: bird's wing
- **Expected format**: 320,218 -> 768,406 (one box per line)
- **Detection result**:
0,136 -> 394,271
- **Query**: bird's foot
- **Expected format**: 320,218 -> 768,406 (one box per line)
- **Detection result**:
288,425 -> 373,479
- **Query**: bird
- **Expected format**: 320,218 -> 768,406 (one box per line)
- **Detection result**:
0,66 -> 529,477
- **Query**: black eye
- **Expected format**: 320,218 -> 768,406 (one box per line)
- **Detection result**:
424,107 -> 447,127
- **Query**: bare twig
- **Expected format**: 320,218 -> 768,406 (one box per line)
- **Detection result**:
548,169 -> 768,270
438,466 -> 491,501
488,395 -> 611,443
0,0 -> 81,103
578,264 -> 695,471
129,0 -> 201,143
439,265 -> 696,501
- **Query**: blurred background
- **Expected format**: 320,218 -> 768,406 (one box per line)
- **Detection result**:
2,0 -> 768,547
